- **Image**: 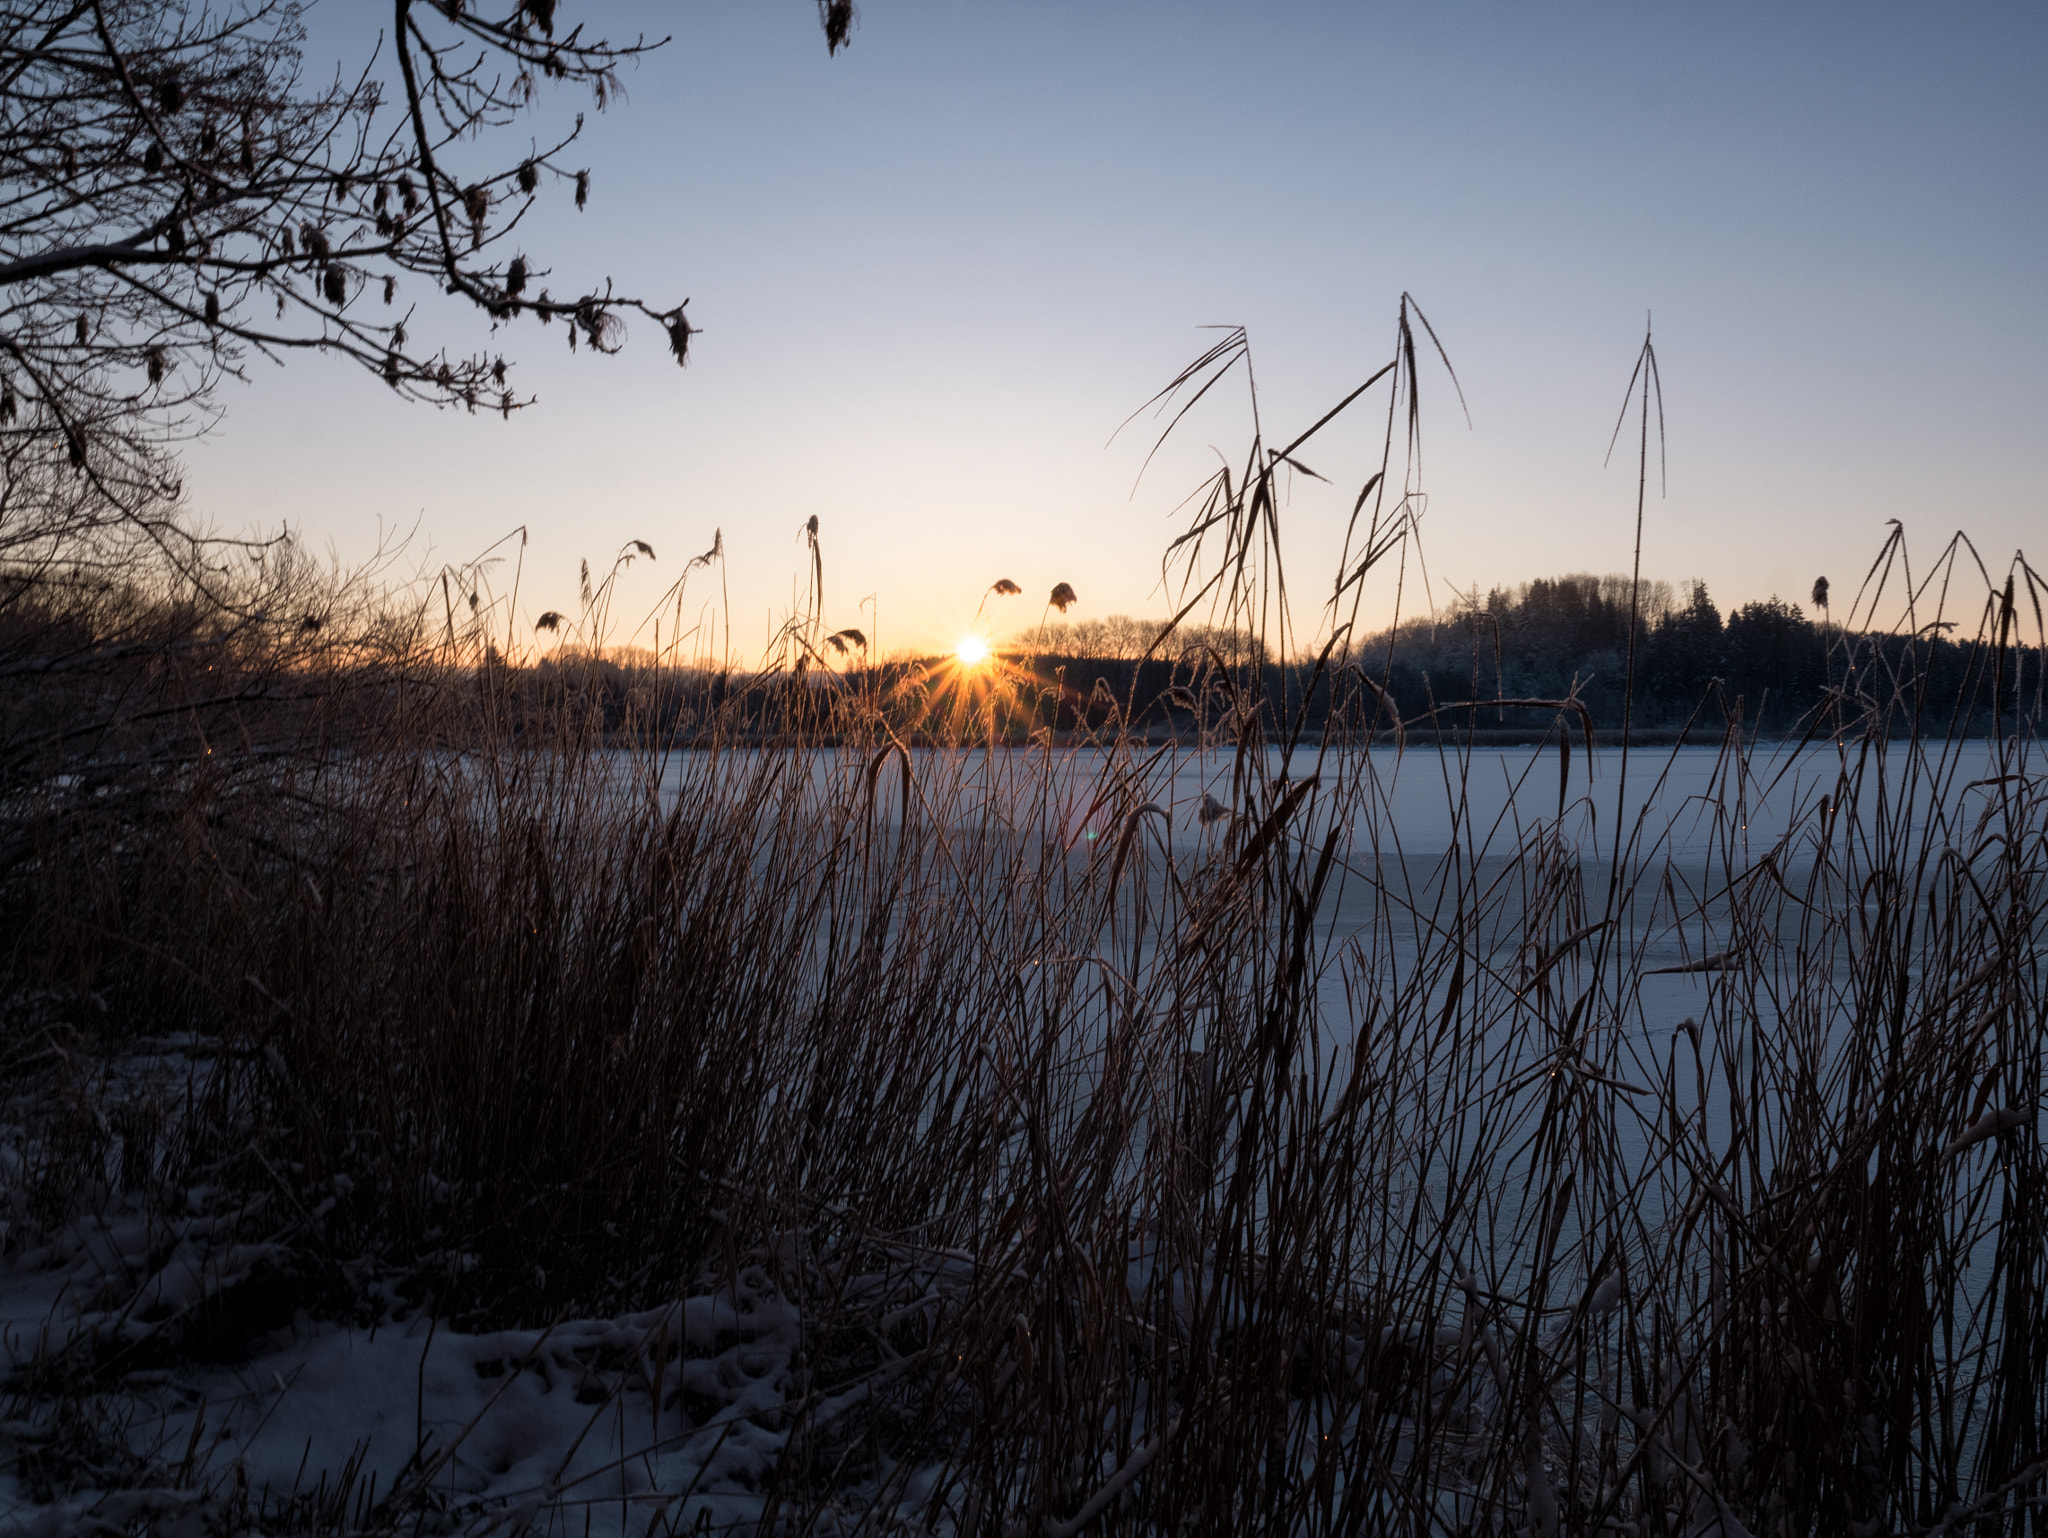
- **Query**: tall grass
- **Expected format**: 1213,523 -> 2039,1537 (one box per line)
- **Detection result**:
3,305 -> 2045,1535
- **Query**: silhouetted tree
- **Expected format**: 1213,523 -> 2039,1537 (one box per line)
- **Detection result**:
1722,596 -> 1819,725
0,0 -> 847,570
1644,579 -> 1723,708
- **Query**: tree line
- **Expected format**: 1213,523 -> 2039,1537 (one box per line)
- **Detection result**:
1367,572 -> 2036,735
974,572 -> 2040,740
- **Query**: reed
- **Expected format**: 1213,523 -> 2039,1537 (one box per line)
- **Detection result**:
2,308 -> 2044,1536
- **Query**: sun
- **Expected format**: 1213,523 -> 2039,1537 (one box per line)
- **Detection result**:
954,634 -> 991,667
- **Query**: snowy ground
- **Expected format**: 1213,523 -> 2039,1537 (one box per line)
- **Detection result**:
1,1204 -> 959,1536
0,1034 -> 1524,1536
0,1036 -> 956,1536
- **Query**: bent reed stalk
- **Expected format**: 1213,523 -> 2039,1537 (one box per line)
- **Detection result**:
3,318 -> 2045,1535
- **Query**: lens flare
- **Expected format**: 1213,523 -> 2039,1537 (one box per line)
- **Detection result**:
955,635 -> 990,666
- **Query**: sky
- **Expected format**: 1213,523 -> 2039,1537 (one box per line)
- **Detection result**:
182,1 -> 2047,663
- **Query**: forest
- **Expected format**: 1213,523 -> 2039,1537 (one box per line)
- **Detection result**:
1008,572 -> 2039,741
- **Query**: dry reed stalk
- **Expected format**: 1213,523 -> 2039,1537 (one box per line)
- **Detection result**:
2,318 -> 2044,1534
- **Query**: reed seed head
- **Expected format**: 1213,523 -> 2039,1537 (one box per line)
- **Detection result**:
821,0 -> 855,53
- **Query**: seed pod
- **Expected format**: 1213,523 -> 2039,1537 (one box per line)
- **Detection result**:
166,221 -> 186,254
491,357 -> 506,385
279,224 -> 295,257
200,120 -> 218,156
204,291 -> 220,325
383,275 -> 396,304
523,0 -> 556,37
239,142 -> 254,175
306,226 -> 330,262
147,347 -> 166,384
143,142 -> 163,174
506,256 -> 526,296
823,0 -> 854,54
376,210 -> 393,237
0,383 -> 15,421
666,309 -> 693,367
159,78 -> 184,114
383,351 -> 401,387
574,170 -> 589,209
322,266 -> 345,306
463,183 -> 488,227
517,159 -> 538,194
66,426 -> 85,467
374,182 -> 389,211
74,315 -> 88,345
60,145 -> 77,177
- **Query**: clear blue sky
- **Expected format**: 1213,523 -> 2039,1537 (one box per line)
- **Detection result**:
185,1 -> 2046,661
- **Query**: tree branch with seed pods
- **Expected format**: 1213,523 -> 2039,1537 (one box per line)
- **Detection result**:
0,1 -> 848,572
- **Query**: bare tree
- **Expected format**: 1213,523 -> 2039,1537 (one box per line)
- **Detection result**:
0,0 -> 848,567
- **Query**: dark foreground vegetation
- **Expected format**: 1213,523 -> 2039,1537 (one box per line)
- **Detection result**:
3,316 -> 2046,1535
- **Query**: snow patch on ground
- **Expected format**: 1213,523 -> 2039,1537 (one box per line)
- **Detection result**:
0,1031 -> 945,1536
2,1213 -> 931,1535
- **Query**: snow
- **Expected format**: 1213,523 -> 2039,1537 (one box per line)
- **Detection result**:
0,1209 -> 914,1536
0,1033 -> 946,1536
